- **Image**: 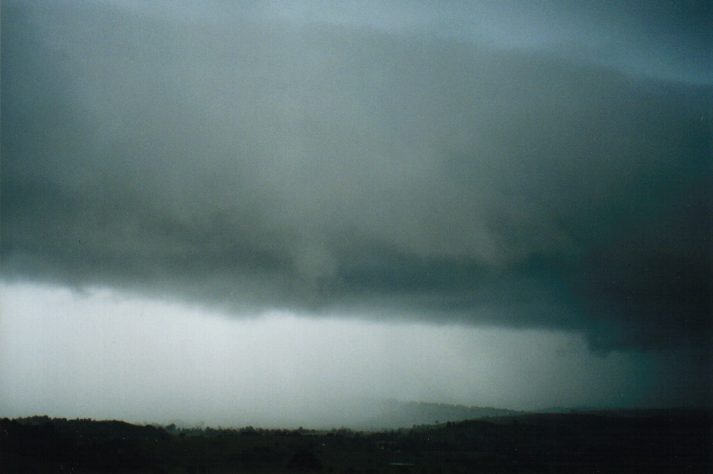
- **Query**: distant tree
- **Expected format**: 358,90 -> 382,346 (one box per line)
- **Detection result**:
240,426 -> 258,436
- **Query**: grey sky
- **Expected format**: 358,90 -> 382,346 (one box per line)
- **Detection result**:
1,282 -> 705,426
1,0 -> 711,420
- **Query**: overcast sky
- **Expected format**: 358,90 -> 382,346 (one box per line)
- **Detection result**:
1,0 -> 711,425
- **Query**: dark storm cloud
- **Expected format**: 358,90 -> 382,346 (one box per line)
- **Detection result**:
2,0 -> 711,351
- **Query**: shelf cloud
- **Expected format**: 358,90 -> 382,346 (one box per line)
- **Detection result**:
2,0 -> 711,353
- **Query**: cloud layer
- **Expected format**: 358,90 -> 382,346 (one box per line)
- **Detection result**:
2,1 -> 711,352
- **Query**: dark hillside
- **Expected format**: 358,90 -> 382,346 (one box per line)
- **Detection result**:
2,410 -> 711,473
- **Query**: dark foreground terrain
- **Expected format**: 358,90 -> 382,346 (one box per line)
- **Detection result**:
2,410 -> 711,473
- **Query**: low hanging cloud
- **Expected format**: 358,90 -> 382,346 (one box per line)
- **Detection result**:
2,1 -> 711,352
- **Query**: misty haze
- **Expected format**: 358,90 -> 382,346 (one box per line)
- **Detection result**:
1,0 -> 711,472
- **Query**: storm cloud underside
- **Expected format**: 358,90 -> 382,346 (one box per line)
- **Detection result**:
2,1 -> 712,354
